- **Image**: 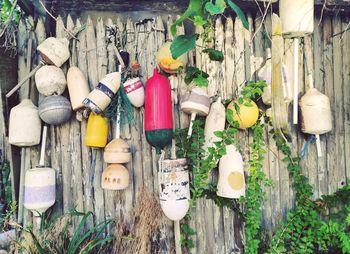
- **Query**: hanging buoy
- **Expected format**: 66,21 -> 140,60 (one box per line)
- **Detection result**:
258,49 -> 292,105
180,87 -> 210,137
280,0 -> 314,38
35,65 -> 67,96
227,98 -> 259,129
104,139 -> 131,164
24,126 -> 56,217
280,0 -> 314,124
203,98 -> 225,153
9,99 -> 42,147
85,113 -> 108,148
123,77 -> 145,108
159,158 -> 190,221
6,37 -> 71,99
157,42 -> 188,74
38,95 -> 72,125
144,69 -> 173,153
217,145 -> 245,199
83,71 -> 121,114
101,164 -> 129,190
37,37 -> 70,67
67,66 -> 90,111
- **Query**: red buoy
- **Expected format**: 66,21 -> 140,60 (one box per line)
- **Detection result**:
144,68 -> 173,153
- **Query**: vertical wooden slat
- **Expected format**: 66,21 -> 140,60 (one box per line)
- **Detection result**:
313,16 -> 327,198
323,16 -> 333,196
78,17 -> 94,227
86,16 -> 99,90
342,16 -> 350,181
331,16 -> 346,192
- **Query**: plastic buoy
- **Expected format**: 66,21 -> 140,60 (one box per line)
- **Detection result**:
85,113 -> 108,148
144,69 -> 173,153
156,42 -> 188,74
227,99 -> 259,129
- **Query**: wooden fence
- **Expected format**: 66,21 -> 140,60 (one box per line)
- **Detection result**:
11,11 -> 350,254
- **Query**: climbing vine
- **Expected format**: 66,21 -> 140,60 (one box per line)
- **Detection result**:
170,0 -> 248,87
267,127 -> 350,254
175,80 -> 268,250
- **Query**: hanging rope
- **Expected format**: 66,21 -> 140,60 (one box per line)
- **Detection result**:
300,135 -> 316,158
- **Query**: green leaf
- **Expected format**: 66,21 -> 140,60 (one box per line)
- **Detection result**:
194,15 -> 208,26
205,0 -> 226,15
193,76 -> 209,87
184,66 -> 209,85
171,35 -> 197,59
203,48 -> 224,62
227,0 -> 249,30
171,0 -> 203,36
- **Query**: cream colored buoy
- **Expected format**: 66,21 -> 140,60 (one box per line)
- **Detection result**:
280,0 -> 314,38
180,87 -> 210,137
101,164 -> 129,190
300,74 -> 332,157
104,139 -> 131,164
159,158 -> 190,221
9,99 -> 41,147
24,126 -> 56,217
203,98 -> 225,154
67,66 -> 90,111
35,66 -> 67,96
280,0 -> 314,124
258,49 -> 292,105
217,145 -> 245,199
123,77 -> 145,108
37,37 -> 70,67
83,71 -> 121,114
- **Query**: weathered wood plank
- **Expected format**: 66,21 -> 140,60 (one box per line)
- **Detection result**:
342,16 -> 350,181
323,16 -> 333,196
331,16 -> 347,191
313,16 -> 328,198
86,16 -> 99,90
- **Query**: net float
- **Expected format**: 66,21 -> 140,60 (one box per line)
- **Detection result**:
85,113 -> 109,148
24,125 -> 56,217
159,158 -> 190,221
9,99 -> 42,147
67,66 -> 90,111
83,71 -> 121,114
35,65 -> 67,96
280,0 -> 314,124
38,95 -> 72,125
156,42 -> 188,74
227,98 -> 259,129
144,68 -> 173,153
258,48 -> 292,106
123,77 -> 145,108
299,74 -> 332,157
101,164 -> 129,190
180,87 -> 210,137
203,98 -> 225,154
217,145 -> 245,199
104,139 -> 131,164
6,36 -> 71,98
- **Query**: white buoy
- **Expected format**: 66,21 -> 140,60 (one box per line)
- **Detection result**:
299,74 -> 332,157
280,0 -> 314,124
217,145 -> 245,199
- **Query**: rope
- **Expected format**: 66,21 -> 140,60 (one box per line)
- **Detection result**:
300,135 -> 316,158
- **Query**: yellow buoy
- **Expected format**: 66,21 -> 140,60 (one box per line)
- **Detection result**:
156,42 -> 187,74
227,98 -> 259,129
85,113 -> 108,148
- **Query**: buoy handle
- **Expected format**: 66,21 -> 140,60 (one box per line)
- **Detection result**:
39,125 -> 48,167
316,134 -> 322,157
6,62 -> 44,98
187,112 -> 197,138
